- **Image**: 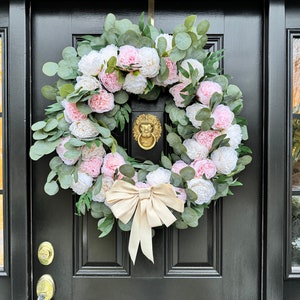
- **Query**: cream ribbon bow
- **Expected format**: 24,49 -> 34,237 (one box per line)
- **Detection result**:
105,180 -> 184,264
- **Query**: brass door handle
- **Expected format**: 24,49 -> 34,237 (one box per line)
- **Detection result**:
36,274 -> 55,300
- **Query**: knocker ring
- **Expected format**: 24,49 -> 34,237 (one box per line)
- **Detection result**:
133,114 -> 162,150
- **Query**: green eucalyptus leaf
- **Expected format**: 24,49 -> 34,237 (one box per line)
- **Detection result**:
197,19 -> 210,35
33,131 -> 48,140
59,83 -> 75,98
119,164 -> 135,178
42,62 -> 58,76
180,166 -> 195,181
44,181 -> 59,196
41,85 -> 57,101
118,219 -> 132,231
175,32 -> 192,51
184,15 -> 197,29
31,121 -> 47,131
62,46 -> 77,60
44,119 -> 58,132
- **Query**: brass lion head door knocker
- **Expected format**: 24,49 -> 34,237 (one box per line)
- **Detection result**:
133,114 -> 162,150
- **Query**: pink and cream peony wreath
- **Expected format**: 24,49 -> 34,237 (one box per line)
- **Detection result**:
29,13 -> 252,264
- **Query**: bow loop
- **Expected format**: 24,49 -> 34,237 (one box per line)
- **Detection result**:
106,180 -> 184,264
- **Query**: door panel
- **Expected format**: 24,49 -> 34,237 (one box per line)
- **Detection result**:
31,1 -> 263,299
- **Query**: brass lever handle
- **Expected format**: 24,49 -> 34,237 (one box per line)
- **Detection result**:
36,274 -> 55,300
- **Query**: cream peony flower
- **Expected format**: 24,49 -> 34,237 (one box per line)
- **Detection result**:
179,58 -> 204,83
123,73 -> 147,94
186,103 -> 207,129
187,178 -> 216,205
71,171 -> 93,195
75,75 -> 101,91
183,138 -> 209,160
155,33 -> 173,52
99,44 -> 119,68
222,124 -> 243,149
146,167 -> 171,186
92,176 -> 114,202
69,119 -> 99,139
138,47 -> 160,78
81,143 -> 106,160
78,50 -> 103,76
211,146 -> 238,175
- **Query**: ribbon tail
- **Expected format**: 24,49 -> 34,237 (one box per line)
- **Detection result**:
140,211 -> 154,263
128,207 -> 141,265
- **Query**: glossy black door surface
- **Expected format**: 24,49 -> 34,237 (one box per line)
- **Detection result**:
30,1 -> 262,299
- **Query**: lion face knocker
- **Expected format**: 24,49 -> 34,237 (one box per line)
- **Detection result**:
133,114 -> 162,150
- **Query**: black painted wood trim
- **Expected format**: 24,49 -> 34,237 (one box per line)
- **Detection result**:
8,1 -> 30,299
264,0 -> 286,299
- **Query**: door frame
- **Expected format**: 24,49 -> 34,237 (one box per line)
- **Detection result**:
2,0 -> 293,299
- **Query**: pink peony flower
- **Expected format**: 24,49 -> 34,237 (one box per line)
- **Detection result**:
117,45 -> 140,70
196,81 -> 223,106
101,152 -> 126,178
56,136 -> 80,165
135,182 -> 150,188
88,90 -> 115,113
174,187 -> 187,202
190,158 -> 217,179
171,160 -> 188,174
99,70 -> 123,93
62,100 -> 87,123
169,82 -> 189,107
193,130 -> 220,151
212,104 -> 234,130
79,157 -> 103,177
161,57 -> 179,86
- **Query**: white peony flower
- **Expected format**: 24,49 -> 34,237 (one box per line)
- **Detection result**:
70,119 -> 99,139
92,176 -> 114,202
179,58 -> 204,83
81,142 -> 106,160
75,75 -> 101,91
71,171 -> 93,195
78,50 -> 103,76
123,73 -> 147,94
138,47 -> 160,78
186,103 -> 208,129
211,146 -> 238,175
183,138 -> 209,160
222,124 -> 243,149
187,178 -> 216,205
146,167 -> 171,186
99,44 -> 119,68
155,33 -> 173,52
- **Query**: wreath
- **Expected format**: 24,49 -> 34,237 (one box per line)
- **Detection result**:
29,13 -> 252,264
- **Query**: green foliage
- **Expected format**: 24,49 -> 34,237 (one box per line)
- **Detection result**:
30,12 -> 252,242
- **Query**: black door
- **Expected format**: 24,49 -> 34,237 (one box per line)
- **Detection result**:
30,1 -> 262,299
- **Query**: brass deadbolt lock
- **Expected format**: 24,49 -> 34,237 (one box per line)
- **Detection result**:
38,241 -> 54,265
